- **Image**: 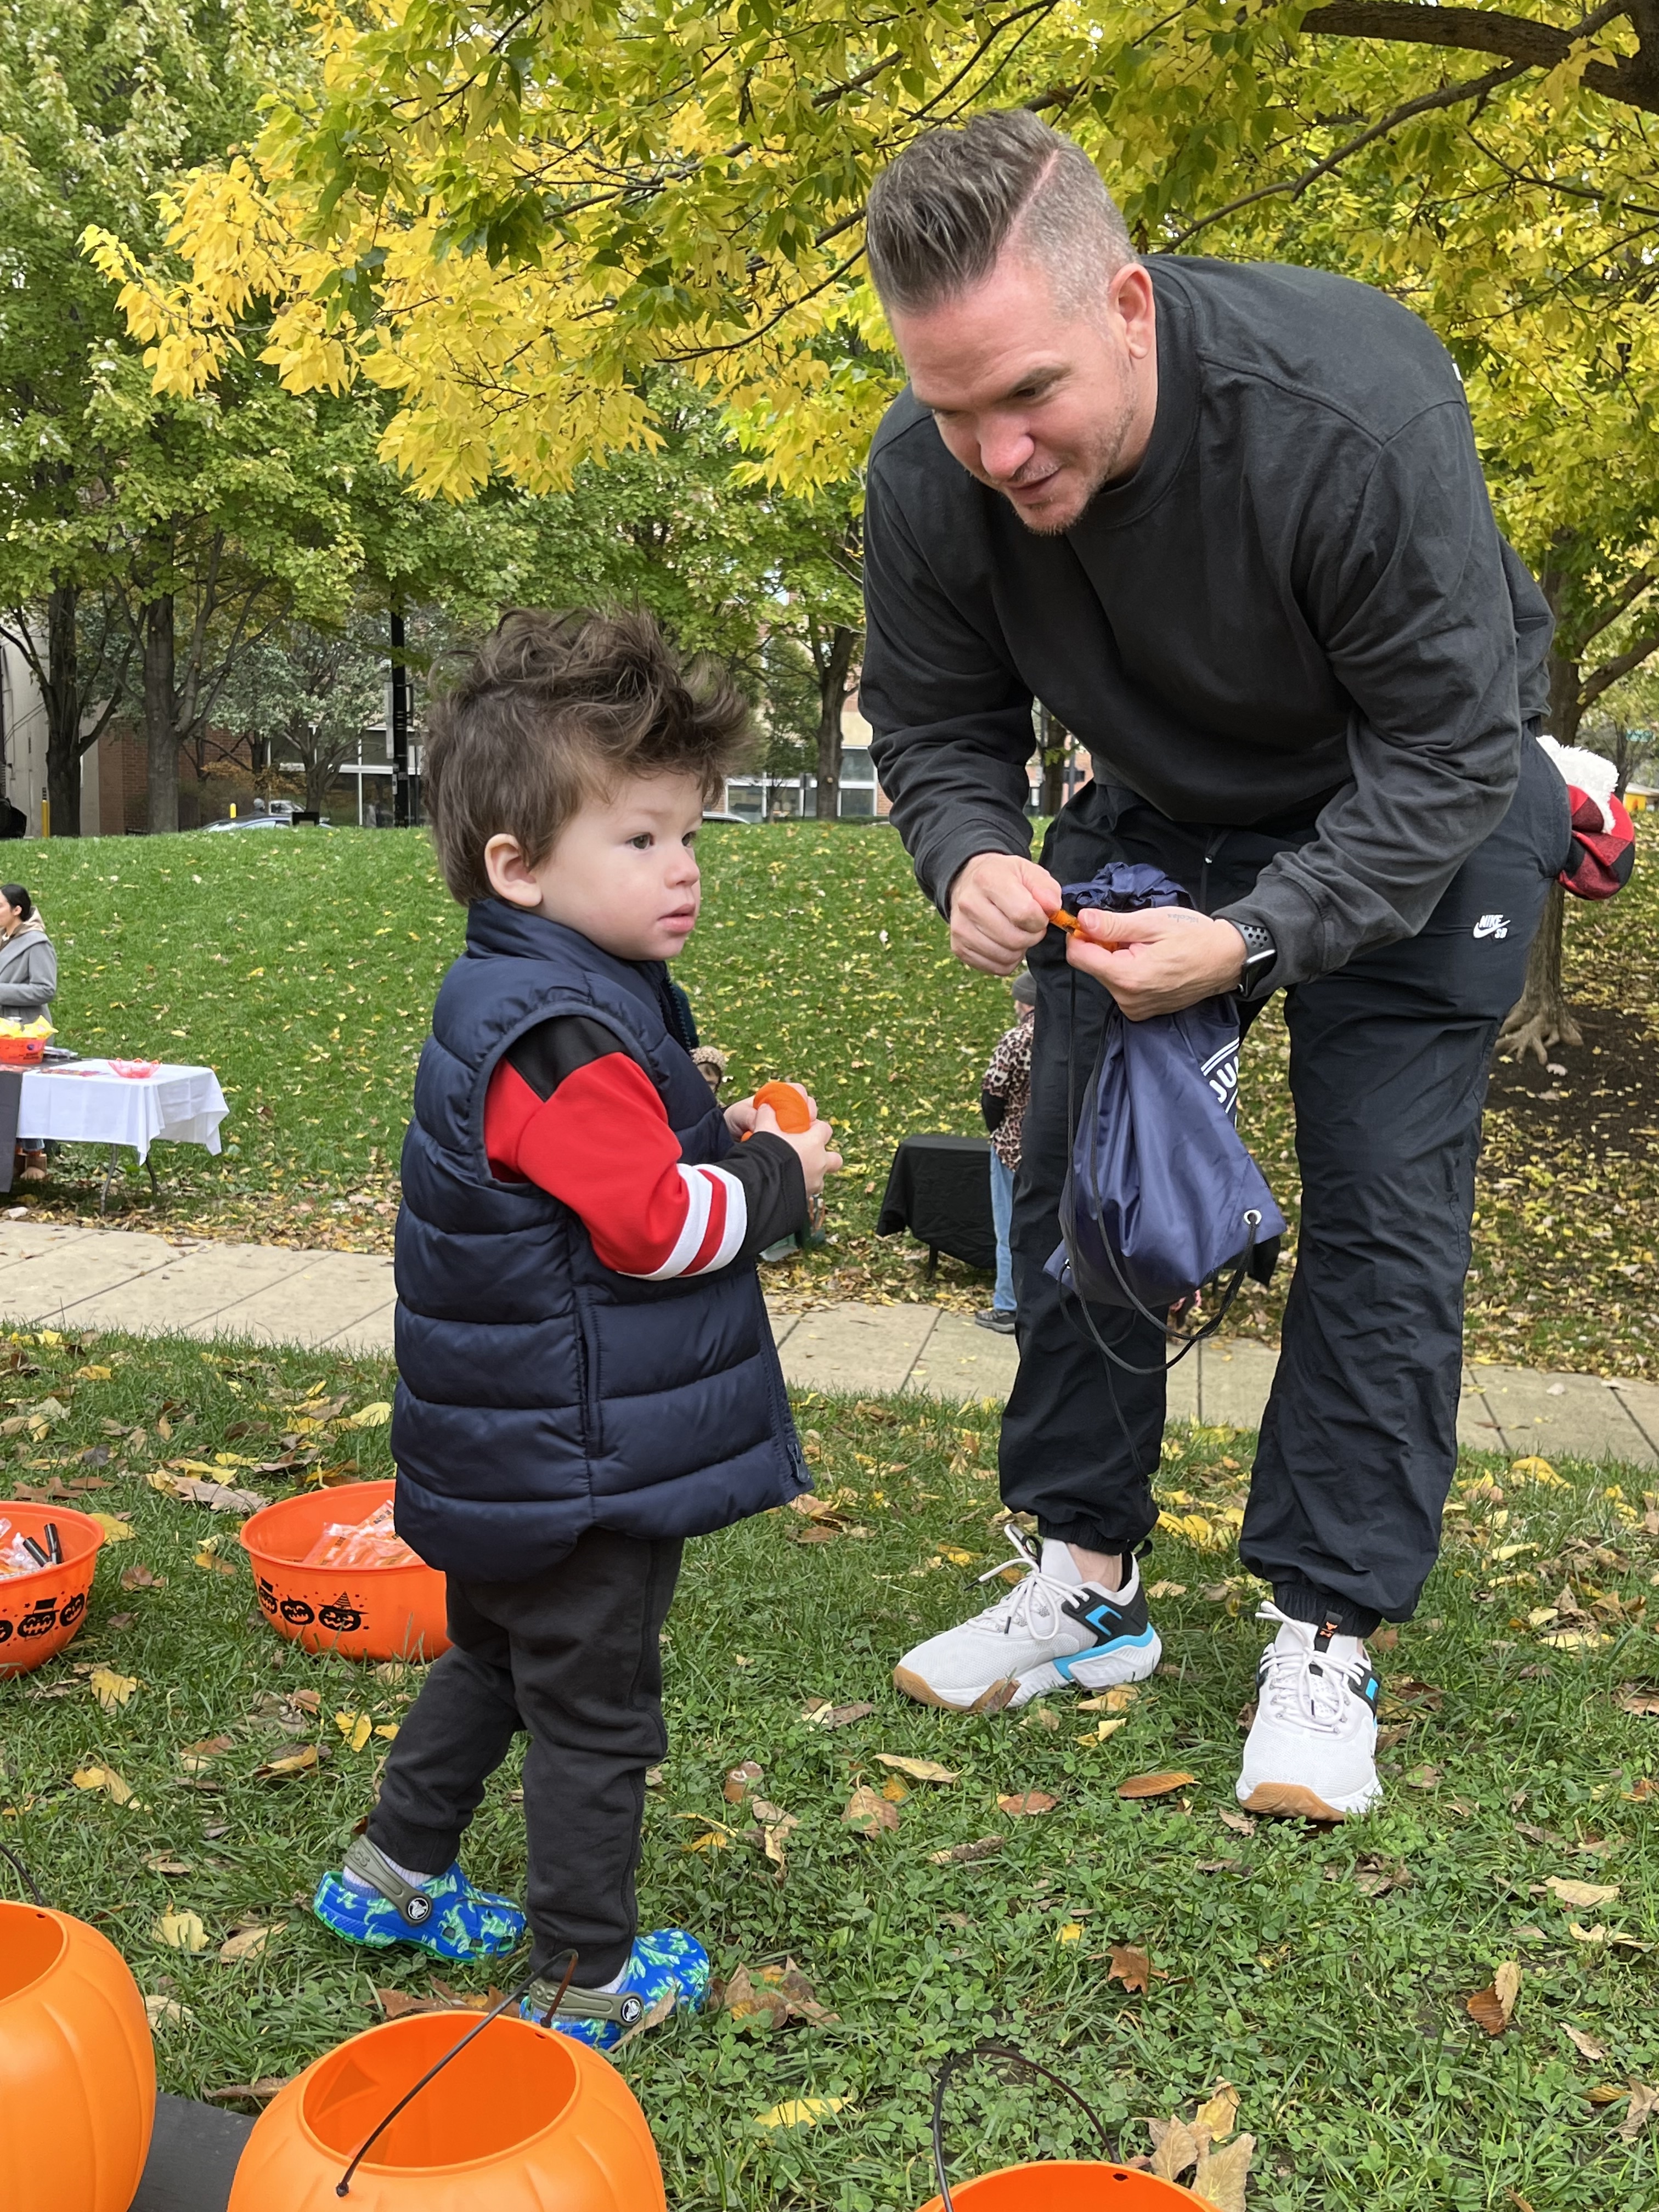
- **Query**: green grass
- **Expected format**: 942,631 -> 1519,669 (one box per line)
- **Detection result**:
13,816 -> 1659,1372
2,1325 -> 1657,2208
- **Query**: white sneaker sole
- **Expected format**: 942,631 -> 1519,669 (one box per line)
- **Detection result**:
893,1627 -> 1162,1716
1238,1775 -> 1381,1821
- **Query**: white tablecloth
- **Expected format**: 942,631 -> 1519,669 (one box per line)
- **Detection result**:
15,1060 -> 229,1160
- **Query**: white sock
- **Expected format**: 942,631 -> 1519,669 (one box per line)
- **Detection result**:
1041,1539 -> 1132,1595
343,1850 -> 436,1895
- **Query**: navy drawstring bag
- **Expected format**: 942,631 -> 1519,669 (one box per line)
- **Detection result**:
1044,864 -> 1286,1372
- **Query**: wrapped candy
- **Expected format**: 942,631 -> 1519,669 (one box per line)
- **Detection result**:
0,1517 -> 46,1579
301,1497 -> 421,1571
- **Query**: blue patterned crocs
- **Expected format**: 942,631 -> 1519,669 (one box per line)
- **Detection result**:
312,1835 -> 526,1961
520,1928 -> 711,2050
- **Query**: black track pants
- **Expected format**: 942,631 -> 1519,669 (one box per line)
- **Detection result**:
1000,743 -> 1568,1632
368,1527 -> 682,1984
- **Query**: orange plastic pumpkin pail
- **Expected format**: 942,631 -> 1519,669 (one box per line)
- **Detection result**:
240,1481 -> 449,1662
918,2044 -> 1217,2212
228,2011 -> 667,2211
0,1502 -> 103,1675
917,2166 -> 1212,2210
0,1899 -> 156,2210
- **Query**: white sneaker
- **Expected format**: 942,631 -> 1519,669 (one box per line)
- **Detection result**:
1237,1602 -> 1382,1820
893,1531 -> 1162,1713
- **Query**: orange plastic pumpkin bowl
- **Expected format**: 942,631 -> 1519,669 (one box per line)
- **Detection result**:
228,2011 -> 667,2212
0,1900 -> 156,2210
239,1481 -> 449,1662
0,1502 -> 103,1675
918,2164 -> 1215,2210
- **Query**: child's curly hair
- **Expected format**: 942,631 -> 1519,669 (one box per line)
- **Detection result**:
424,607 -> 755,902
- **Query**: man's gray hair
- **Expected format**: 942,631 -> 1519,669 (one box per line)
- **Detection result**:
865,110 -> 1136,318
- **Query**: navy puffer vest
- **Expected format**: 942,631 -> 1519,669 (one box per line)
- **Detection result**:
391,900 -> 808,1582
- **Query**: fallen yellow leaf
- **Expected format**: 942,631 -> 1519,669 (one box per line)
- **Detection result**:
348,1402 -> 393,1429
88,1513 -> 136,1543
253,1745 -> 320,1781
1080,1717 -> 1128,1743
335,1711 -> 373,1753
75,1364 -> 112,1381
1546,1876 -> 1620,1909
873,1754 -> 958,1784
1197,2080 -> 1240,2142
219,1922 -> 286,1965
89,1668 -> 139,1712
156,1910 -> 208,1954
1057,1922 -> 1084,1945
684,1829 -> 730,1853
375,1723 -> 400,1741
753,2098 -> 847,2129
939,1547 -> 977,1567
72,1764 -> 137,1806
1509,1457 -> 1567,1487
1078,1685 -> 1139,1713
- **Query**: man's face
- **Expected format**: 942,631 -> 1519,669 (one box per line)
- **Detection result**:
888,251 -> 1158,536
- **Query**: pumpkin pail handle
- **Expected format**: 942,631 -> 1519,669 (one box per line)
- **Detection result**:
0,1843 -> 44,1905
930,2040 -> 1115,2211
335,1954 -> 577,2196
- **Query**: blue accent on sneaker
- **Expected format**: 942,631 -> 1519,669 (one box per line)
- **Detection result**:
1052,1622 -> 1158,1681
312,1861 -> 526,1961
521,1928 -> 711,2051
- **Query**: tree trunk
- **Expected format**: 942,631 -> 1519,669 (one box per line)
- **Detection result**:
143,595 -> 180,835
814,625 -> 857,822
1039,705 -> 1070,815
1498,882 -> 1579,1064
43,584 -> 83,839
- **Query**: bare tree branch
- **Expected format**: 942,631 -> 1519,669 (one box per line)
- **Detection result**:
1582,625 -> 1659,703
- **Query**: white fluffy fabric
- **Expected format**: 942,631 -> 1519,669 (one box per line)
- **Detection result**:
1538,735 -> 1617,830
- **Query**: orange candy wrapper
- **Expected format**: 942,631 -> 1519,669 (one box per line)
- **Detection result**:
301,1498 -> 421,1571
1048,908 -> 1081,934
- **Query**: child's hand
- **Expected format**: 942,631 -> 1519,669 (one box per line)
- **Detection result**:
752,1100 -> 842,1197
724,1098 -> 759,1138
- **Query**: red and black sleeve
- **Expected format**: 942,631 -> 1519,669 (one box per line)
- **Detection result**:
484,1016 -> 805,1277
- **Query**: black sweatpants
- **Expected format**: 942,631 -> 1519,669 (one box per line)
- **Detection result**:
1001,743 -> 1568,1633
368,1527 -> 682,1985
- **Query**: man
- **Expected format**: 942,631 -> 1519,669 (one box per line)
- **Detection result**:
860,110 -> 1568,1820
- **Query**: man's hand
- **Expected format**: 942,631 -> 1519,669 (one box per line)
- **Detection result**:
948,853 -> 1064,974
1068,907 -> 1246,1019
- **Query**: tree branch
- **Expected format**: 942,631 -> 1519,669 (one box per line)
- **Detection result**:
1301,1 -> 1659,115
1169,57 -> 1530,244
1581,625 -> 1659,703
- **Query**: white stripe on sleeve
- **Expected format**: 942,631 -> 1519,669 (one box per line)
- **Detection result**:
632,1162 -> 712,1280
684,1166 -> 747,1274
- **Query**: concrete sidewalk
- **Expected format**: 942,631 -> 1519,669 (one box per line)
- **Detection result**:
0,1217 -> 1654,1465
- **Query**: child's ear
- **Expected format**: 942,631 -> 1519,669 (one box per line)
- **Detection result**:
484,834 -> 545,910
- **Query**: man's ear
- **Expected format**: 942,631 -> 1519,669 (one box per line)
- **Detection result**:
483,833 -> 545,910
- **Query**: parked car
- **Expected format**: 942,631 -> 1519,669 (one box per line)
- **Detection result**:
700,811 -> 753,826
202,803 -> 331,833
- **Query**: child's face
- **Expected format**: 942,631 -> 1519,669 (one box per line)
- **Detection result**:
484,770 -> 706,962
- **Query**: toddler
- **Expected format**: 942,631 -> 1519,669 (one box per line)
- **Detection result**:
312,608 -> 839,2044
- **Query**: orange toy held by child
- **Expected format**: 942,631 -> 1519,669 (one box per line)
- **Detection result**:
748,1080 -> 814,1132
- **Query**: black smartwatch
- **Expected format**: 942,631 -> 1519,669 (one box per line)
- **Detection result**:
1232,920 -> 1278,998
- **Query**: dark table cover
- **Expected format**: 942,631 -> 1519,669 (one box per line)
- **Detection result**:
875,1133 -> 997,1274
133,2095 -> 256,2212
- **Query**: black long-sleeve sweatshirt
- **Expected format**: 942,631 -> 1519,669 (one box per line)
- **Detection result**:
860,255 -> 1553,986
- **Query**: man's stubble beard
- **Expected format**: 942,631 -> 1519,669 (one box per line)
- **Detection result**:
1002,380 -> 1141,539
